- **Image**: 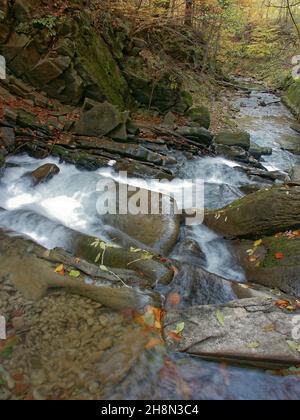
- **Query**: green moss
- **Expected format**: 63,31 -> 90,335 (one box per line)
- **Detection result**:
283,79 -> 300,120
261,236 -> 300,268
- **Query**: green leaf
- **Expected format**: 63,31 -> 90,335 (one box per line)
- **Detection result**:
247,342 -> 261,349
216,310 -> 225,326
95,253 -> 102,263
100,265 -> 109,272
287,340 -> 300,353
69,270 -> 81,278
175,322 -> 185,335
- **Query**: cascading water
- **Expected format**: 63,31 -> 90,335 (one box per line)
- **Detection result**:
1,85 -> 300,400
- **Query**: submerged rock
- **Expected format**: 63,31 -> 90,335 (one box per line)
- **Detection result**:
164,297 -> 300,367
24,163 -> 60,186
205,186 -> 300,239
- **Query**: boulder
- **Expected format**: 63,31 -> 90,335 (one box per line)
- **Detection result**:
176,126 -> 213,146
100,183 -> 181,255
249,143 -> 272,160
214,131 -> 251,151
186,106 -> 211,129
232,235 -> 300,298
73,102 -> 128,139
205,186 -> 300,239
164,297 -> 300,367
291,165 -> 300,184
24,163 -> 60,185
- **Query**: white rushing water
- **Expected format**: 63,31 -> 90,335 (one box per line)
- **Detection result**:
0,154 -> 247,281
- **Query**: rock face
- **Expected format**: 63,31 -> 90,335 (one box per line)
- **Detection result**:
232,235 -> 300,298
205,186 -> 300,239
164,297 -> 300,366
214,131 -> 251,151
123,57 -> 193,113
24,163 -> 60,185
284,79 -> 300,119
0,1 -> 131,108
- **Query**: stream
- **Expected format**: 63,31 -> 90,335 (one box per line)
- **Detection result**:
1,82 -> 300,399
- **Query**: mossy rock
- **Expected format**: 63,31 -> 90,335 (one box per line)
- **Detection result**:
283,79 -> 300,120
186,106 -> 211,129
214,131 -> 251,151
205,186 -> 300,239
232,235 -> 300,297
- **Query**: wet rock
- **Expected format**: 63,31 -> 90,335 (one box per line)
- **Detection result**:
186,106 -> 211,129
24,163 -> 60,186
0,231 -> 165,310
249,143 -> 272,160
205,185 -> 300,239
232,235 -> 300,298
164,297 -> 300,367
291,165 -> 300,184
214,131 -> 251,151
0,126 -> 15,151
291,123 -> 300,135
176,126 -> 213,146
100,184 -> 180,255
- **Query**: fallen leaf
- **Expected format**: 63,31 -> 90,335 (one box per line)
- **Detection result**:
100,265 -> 109,272
216,310 -> 225,327
247,342 -> 261,349
275,252 -> 284,260
69,270 -> 80,278
175,322 -> 185,335
168,292 -> 181,306
54,264 -> 65,276
254,239 -> 263,247
263,324 -> 276,332
275,300 -> 289,309
145,338 -> 164,350
287,340 -> 300,353
167,331 -> 182,341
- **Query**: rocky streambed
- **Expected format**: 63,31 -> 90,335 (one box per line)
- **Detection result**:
0,81 -> 300,400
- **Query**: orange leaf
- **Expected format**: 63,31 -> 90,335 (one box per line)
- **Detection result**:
275,252 -> 284,260
145,338 -> 164,350
168,292 -> 181,306
167,331 -> 182,341
275,300 -> 289,309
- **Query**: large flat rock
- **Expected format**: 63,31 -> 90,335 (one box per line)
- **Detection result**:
164,297 -> 300,367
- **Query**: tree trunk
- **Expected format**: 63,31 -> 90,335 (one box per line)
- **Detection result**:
185,0 -> 193,26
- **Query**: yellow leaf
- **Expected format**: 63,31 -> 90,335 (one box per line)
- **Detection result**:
55,264 -> 64,273
254,239 -> 263,247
